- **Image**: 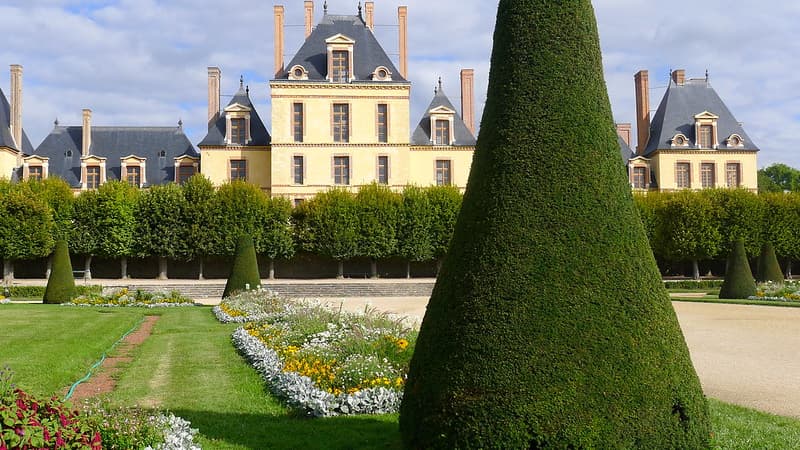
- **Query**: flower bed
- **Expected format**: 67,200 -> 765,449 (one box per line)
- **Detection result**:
0,298 -> 9,305
212,289 -> 286,323
220,292 -> 415,416
66,288 -> 196,308
750,281 -> 800,302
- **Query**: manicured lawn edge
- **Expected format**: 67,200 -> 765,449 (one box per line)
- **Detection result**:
673,298 -> 800,308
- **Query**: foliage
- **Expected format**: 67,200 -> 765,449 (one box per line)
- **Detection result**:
401,1 -> 710,448
398,186 -> 435,263
43,240 -> 76,304
425,185 -> 462,260
632,191 -> 663,252
0,188 -> 55,261
16,178 -> 75,242
706,189 -> 764,257
664,280 -> 724,290
5,285 -> 100,299
759,163 -> 800,192
654,190 -> 721,264
719,239 -> 757,299
355,183 -> 401,261
762,192 -> 800,264
212,182 -> 270,255
262,197 -> 295,261
758,170 -> 783,193
757,242 -> 784,283
304,189 -> 359,262
181,174 -> 218,261
136,184 -> 190,260
71,181 -> 139,259
223,234 -> 261,298
69,288 -> 193,307
752,280 -> 800,302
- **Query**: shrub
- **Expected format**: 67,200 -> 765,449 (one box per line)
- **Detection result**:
720,239 -> 757,299
223,234 -> 261,298
43,240 -> 75,304
664,280 -> 724,290
7,285 -> 101,299
757,242 -> 784,283
399,1 -> 710,448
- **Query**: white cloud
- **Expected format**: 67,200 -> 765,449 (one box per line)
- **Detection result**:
2,1 -> 798,167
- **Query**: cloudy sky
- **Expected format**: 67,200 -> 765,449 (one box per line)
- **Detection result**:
1,1 -> 797,167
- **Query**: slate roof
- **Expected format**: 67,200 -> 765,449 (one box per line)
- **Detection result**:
0,88 -> 34,154
34,125 -> 198,187
618,135 -> 634,164
199,84 -> 271,147
644,78 -> 758,155
279,14 -> 407,83
411,85 -> 476,146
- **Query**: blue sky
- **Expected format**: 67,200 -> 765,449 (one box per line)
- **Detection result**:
1,1 -> 798,167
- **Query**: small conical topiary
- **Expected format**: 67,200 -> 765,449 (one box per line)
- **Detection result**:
399,0 -> 710,448
43,240 -> 75,304
222,234 -> 261,298
757,242 -> 784,283
720,239 -> 757,299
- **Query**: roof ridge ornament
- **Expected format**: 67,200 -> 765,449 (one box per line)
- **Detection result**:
358,1 -> 362,18
323,0 -> 328,15
246,85 -> 250,96
438,77 -> 443,93
239,75 -> 244,88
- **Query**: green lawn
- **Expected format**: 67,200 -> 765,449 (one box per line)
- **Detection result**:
2,304 -> 800,449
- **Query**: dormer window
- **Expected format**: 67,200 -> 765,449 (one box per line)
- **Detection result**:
22,156 -> 49,181
694,111 -> 719,149
671,133 -> 689,147
372,66 -> 392,81
224,103 -> 252,145
428,105 -> 456,146
80,155 -> 107,190
726,134 -> 744,148
326,34 -> 356,83
120,155 -> 147,188
231,118 -> 246,145
434,120 -> 451,145
289,65 -> 309,81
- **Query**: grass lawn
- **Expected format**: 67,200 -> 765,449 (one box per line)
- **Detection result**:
3,304 -> 800,449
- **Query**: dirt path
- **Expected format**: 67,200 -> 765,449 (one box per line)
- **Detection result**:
69,315 -> 160,400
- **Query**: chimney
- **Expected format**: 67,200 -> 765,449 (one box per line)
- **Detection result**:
365,2 -> 374,31
672,69 -> 685,86
398,6 -> 408,79
9,65 -> 22,151
82,109 -> 92,157
207,67 -> 221,127
634,70 -> 650,155
304,1 -> 314,38
460,69 -> 475,135
274,5 -> 285,77
616,123 -> 632,147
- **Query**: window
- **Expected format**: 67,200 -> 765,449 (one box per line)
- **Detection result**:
676,162 -> 691,189
632,167 -> 647,189
28,166 -> 43,180
177,165 -> 195,184
333,156 -> 350,185
699,125 -> 713,148
293,155 -> 304,185
331,50 -> 349,82
377,156 -> 389,184
726,163 -> 741,188
231,118 -> 246,145
701,163 -> 715,188
294,198 -> 305,208
86,166 -> 101,189
230,160 -> 247,181
293,103 -> 304,143
377,104 -> 388,143
333,104 -> 350,143
126,166 -> 141,187
435,160 -> 451,186
434,119 -> 450,145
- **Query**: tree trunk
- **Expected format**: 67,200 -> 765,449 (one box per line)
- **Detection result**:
3,259 -> 13,283
84,256 -> 93,280
787,260 -> 793,280
46,255 -> 53,279
269,259 -> 275,280
370,259 -> 378,279
337,260 -> 344,279
692,259 -> 700,280
436,259 -> 443,276
158,257 -> 168,280
406,261 -> 412,279
120,257 -> 128,280
198,258 -> 205,280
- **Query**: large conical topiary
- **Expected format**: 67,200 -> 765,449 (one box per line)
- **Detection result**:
720,239 -> 757,299
757,242 -> 783,283
43,240 -> 75,304
399,1 -> 711,448
222,234 -> 261,298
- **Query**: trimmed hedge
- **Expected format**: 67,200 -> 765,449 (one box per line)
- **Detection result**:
43,240 -> 75,304
7,285 -> 100,299
400,1 -> 710,448
664,280 -> 724,290
757,242 -> 784,283
719,239 -> 757,299
222,234 -> 261,298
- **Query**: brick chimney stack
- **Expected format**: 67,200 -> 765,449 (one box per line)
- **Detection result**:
274,5 -> 285,78
634,70 -> 650,155
304,1 -> 314,38
207,67 -> 221,127
460,69 -> 475,135
672,69 -> 685,86
616,123 -> 632,147
365,2 -> 374,31
82,109 -> 92,157
398,6 -> 408,79
9,65 -> 22,151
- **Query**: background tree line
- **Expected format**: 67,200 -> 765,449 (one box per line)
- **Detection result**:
0,177 -> 462,280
